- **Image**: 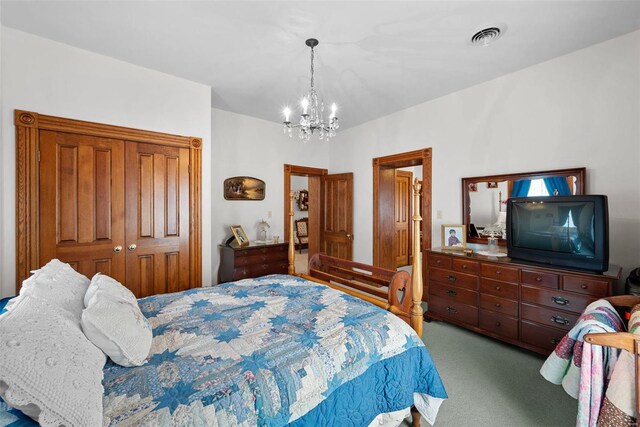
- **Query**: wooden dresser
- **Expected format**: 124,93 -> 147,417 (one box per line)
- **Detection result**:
218,242 -> 289,283
426,248 -> 622,355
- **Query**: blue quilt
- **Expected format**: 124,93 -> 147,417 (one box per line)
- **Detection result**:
1,274 -> 446,426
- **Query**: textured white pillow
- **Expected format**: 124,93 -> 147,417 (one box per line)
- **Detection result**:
82,275 -> 152,367
84,273 -> 137,307
0,295 -> 105,426
18,259 -> 89,321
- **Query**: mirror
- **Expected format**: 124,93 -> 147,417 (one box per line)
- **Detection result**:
462,168 -> 586,245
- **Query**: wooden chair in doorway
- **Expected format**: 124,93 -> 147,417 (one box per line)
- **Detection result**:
294,218 -> 309,253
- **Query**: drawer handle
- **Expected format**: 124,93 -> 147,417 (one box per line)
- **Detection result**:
580,284 -> 588,290
495,270 -> 502,275
242,269 -> 249,276
535,276 -> 542,282
495,321 -> 501,327
552,296 -> 569,306
551,315 -> 570,326
447,289 -> 457,297
494,303 -> 502,308
495,286 -> 501,291
262,256 -> 268,262
447,275 -> 457,282
446,306 -> 458,314
462,264 -> 468,269
551,338 -> 561,345
436,259 -> 442,264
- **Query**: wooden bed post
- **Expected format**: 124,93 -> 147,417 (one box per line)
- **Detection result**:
288,191 -> 296,275
410,179 -> 424,338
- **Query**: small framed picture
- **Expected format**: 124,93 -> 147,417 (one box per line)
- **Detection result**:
230,225 -> 249,247
487,182 -> 498,189
468,183 -> 478,192
441,224 -> 466,250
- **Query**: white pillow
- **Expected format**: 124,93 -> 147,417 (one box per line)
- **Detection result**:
18,259 -> 89,321
0,295 -> 105,426
84,273 -> 137,307
82,275 -> 152,367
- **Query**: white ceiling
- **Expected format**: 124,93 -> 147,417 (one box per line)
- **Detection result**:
2,1 -> 640,129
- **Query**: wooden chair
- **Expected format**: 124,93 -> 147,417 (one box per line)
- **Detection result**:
294,218 -> 309,253
585,295 -> 640,418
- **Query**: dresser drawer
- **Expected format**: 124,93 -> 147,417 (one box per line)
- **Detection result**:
232,262 -> 287,280
520,303 -> 579,332
234,251 -> 287,267
521,286 -> 595,315
429,254 -> 452,269
430,282 -> 478,307
562,275 -> 609,297
480,294 -> 518,317
521,321 -> 565,353
522,270 -> 559,289
429,295 -> 478,327
481,263 -> 519,283
236,245 -> 287,258
452,258 -> 480,274
480,278 -> 518,300
479,310 -> 518,340
430,268 -> 478,291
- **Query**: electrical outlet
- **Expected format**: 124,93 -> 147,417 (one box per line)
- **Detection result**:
437,210 -> 443,219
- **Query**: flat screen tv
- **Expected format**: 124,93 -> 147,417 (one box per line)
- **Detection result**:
506,195 -> 609,272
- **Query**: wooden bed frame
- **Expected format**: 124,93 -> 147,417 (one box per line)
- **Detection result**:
286,179 -> 425,426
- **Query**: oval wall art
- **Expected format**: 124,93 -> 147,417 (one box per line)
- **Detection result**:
224,176 -> 266,200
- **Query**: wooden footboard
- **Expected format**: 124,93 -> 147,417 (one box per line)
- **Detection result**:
287,179 -> 424,337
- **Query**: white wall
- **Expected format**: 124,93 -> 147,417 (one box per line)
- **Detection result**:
0,28 -> 213,297
332,30 -> 640,281
210,108 -> 330,282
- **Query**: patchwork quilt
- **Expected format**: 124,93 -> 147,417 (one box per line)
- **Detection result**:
0,274 -> 446,426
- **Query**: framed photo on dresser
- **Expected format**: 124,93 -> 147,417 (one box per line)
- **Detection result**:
230,225 -> 250,247
441,224 -> 466,250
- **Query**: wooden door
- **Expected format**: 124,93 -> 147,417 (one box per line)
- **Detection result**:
321,173 -> 353,260
394,170 -> 412,267
125,142 -> 190,297
39,130 -> 126,281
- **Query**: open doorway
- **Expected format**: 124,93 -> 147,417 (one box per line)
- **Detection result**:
372,149 -> 432,284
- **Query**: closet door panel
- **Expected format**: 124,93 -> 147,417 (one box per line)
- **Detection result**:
39,130 -> 126,281
125,142 -> 190,297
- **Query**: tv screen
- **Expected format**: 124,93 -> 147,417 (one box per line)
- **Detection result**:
507,195 -> 608,272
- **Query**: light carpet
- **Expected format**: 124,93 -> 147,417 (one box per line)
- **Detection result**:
408,321 -> 577,426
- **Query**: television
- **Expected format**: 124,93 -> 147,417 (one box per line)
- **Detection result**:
506,195 -> 609,272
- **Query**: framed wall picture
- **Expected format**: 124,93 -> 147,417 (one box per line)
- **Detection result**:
230,225 -> 250,246
224,177 -> 265,200
468,182 -> 478,192
441,224 -> 466,250
487,181 -> 499,189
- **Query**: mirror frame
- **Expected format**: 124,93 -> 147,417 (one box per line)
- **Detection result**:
462,167 -> 586,246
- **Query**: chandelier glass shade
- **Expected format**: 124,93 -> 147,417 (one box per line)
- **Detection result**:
283,39 -> 339,142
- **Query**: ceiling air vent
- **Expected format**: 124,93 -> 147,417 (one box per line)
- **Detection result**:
469,25 -> 506,46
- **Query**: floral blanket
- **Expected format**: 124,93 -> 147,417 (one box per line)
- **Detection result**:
0,274 -> 446,426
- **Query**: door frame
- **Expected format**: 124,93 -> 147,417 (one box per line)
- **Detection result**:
283,164 -> 327,259
14,110 -> 203,293
373,148 -> 432,270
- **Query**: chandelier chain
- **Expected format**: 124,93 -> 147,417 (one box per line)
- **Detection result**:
310,46 -> 315,90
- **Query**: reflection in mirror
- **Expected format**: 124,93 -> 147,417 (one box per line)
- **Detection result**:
462,168 -> 586,245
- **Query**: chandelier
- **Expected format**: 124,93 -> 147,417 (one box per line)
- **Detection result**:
283,38 -> 339,142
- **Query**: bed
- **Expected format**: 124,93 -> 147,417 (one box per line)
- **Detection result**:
0,182 -> 446,426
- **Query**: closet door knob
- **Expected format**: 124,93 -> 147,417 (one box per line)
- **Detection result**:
113,245 -> 123,253
128,244 -> 137,251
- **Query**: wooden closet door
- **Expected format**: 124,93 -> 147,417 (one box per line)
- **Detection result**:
125,142 -> 190,297
321,173 -> 353,260
39,130 -> 126,281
